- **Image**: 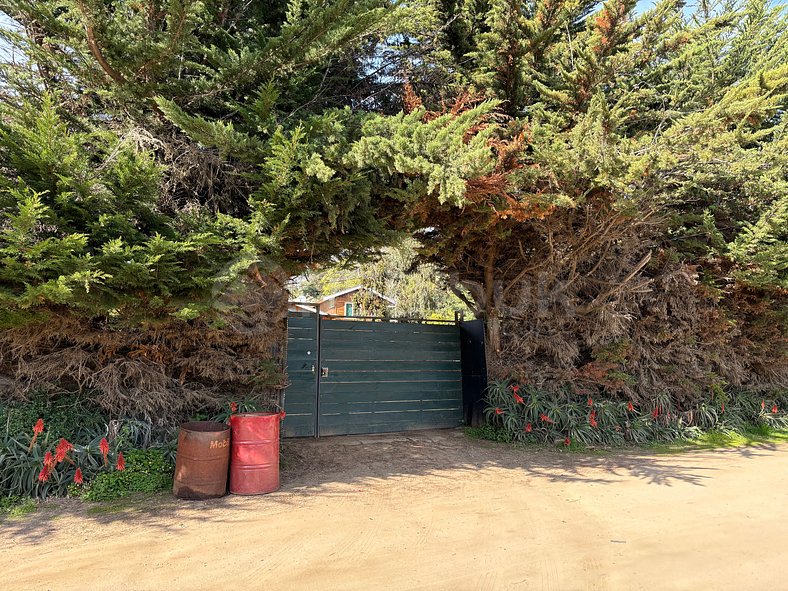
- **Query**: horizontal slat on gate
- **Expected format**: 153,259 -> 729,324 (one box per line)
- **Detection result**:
320,360 -> 460,372
321,399 -> 461,413
322,350 -> 459,362
322,370 -> 460,382
321,343 -> 459,357
287,340 -> 317,351
320,330 -> 457,343
320,321 -> 457,334
319,391 -> 461,404
319,406 -> 461,420
282,417 -> 314,438
319,409 -> 461,429
321,328 -> 455,337
319,379 -> 460,391
288,316 -> 317,326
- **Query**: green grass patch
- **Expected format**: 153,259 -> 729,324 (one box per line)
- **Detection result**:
0,496 -> 37,518
465,424 -> 513,443
466,423 -> 788,454
649,425 -> 788,453
77,448 -> 173,502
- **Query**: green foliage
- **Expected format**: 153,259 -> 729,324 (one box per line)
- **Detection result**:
0,93 -> 279,324
0,1 -> 495,329
0,398 -> 166,500
0,429 -> 112,499
79,448 -> 174,502
482,379 -> 788,447
294,239 -> 471,319
0,0 -> 784,410
464,424 -> 513,443
0,394 -> 107,442
0,495 -> 36,517
407,0 -> 788,292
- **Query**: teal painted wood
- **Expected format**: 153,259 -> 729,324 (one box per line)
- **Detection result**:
283,313 -> 318,437
317,319 -> 463,436
319,360 -> 460,372
319,381 -> 461,395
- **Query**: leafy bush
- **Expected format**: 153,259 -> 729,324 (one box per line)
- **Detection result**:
78,449 -> 174,502
209,399 -> 262,424
0,393 -> 107,442
482,380 -> 788,447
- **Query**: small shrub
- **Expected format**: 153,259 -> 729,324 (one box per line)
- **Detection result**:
209,399 -> 262,424
465,424 -> 513,443
79,449 -> 174,502
480,380 -> 788,447
0,495 -> 36,517
0,393 -> 107,441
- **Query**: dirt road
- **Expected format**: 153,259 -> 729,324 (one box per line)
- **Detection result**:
3,430 -> 787,590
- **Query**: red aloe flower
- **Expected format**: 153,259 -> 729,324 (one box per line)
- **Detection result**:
43,451 -> 55,468
512,385 -> 520,394
761,400 -> 766,411
721,402 -> 725,414
38,466 -> 50,482
28,418 -> 46,451
651,407 -> 660,419
564,437 -> 571,447
116,452 -> 125,471
513,393 -> 524,404
587,397 -> 594,407
55,438 -> 73,463
33,418 -> 45,435
230,401 -> 238,413
525,423 -> 532,433
73,468 -> 84,485
772,405 -> 778,414
99,438 -> 109,464
627,401 -> 634,412
539,413 -> 553,424
494,407 -> 503,415
589,410 -> 598,428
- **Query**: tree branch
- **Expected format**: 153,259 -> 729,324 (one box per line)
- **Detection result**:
76,1 -> 126,85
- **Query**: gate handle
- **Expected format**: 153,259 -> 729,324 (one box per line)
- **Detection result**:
321,367 -> 329,377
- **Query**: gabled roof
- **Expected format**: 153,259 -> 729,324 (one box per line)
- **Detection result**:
320,285 -> 396,306
288,303 -> 328,315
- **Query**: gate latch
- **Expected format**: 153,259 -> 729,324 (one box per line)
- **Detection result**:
321,367 -> 330,377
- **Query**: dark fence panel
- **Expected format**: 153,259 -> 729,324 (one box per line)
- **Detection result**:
460,319 -> 488,426
282,312 -> 318,437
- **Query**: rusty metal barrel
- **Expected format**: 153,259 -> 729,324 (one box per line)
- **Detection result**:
229,412 -> 283,495
173,421 -> 231,499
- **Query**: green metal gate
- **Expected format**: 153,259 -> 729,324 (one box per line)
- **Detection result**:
283,312 -> 463,437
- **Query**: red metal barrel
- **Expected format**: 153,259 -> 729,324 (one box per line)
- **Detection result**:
173,421 -> 231,499
229,412 -> 283,495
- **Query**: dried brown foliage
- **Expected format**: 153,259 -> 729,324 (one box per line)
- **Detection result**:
490,201 -> 787,405
0,272 -> 289,423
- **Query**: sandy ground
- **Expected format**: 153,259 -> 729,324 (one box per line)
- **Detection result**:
2,430 -> 788,591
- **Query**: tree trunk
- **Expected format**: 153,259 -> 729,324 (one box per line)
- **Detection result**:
487,307 -> 501,353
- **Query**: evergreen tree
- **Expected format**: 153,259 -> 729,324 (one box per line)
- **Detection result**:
372,0 -> 787,400
0,1 -> 492,409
